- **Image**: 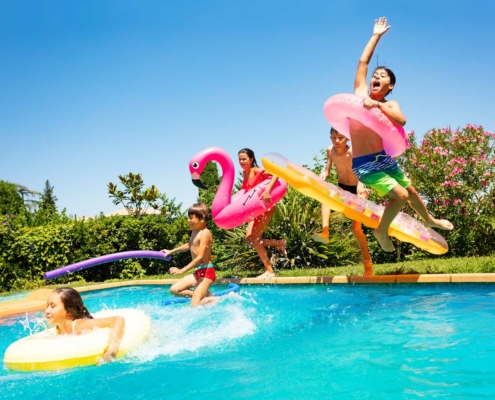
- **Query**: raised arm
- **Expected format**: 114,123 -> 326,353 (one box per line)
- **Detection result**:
354,17 -> 391,96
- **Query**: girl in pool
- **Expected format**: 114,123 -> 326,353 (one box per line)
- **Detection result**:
238,148 -> 287,279
46,287 -> 125,362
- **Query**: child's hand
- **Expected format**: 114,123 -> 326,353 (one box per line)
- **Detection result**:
373,17 -> 390,37
363,98 -> 380,110
169,267 -> 183,275
160,249 -> 170,257
261,190 -> 271,204
319,171 -> 329,180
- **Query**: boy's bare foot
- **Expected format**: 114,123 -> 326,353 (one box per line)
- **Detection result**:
312,227 -> 329,244
279,240 -> 288,258
373,229 -> 395,252
256,271 -> 275,279
425,218 -> 454,231
363,257 -> 373,276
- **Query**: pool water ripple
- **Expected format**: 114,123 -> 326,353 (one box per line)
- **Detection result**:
1,284 -> 495,399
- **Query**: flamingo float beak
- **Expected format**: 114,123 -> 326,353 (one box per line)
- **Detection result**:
191,172 -> 208,189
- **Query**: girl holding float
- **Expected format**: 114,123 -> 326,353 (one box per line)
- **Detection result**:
238,148 -> 287,279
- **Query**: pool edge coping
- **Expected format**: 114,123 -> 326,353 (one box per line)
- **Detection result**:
1,273 -> 495,318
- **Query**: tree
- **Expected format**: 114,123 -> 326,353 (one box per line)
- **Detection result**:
0,181 -> 25,216
14,183 -> 40,212
108,172 -> 170,219
39,180 -> 58,214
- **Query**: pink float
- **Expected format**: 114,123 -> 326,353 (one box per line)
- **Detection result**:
189,147 -> 287,229
323,93 -> 408,157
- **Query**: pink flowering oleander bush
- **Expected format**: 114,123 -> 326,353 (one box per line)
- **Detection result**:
397,124 -> 495,257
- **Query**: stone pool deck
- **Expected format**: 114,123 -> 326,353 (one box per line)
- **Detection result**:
1,273 -> 495,318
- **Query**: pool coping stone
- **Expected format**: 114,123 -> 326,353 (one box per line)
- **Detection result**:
1,273 -> 495,317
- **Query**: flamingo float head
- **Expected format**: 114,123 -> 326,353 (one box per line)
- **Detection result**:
189,147 -> 232,190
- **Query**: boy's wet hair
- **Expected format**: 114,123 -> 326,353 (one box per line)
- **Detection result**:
54,287 -> 93,320
238,148 -> 259,168
188,202 -> 209,222
330,127 -> 340,136
374,66 -> 396,95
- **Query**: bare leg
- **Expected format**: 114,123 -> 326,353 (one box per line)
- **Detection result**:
374,185 -> 408,252
351,220 -> 373,276
170,274 -> 198,297
406,186 -> 454,230
191,278 -> 218,307
246,207 -> 278,275
312,205 -> 331,243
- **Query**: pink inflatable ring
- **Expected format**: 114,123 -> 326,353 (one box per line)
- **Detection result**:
323,93 -> 408,157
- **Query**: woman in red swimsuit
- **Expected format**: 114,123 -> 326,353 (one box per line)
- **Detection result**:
238,148 -> 287,278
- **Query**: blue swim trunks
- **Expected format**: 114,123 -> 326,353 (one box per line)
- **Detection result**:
352,150 -> 411,197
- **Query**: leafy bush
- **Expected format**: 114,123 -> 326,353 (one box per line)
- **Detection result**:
398,124 -> 495,257
0,214 -> 190,292
216,185 -> 361,274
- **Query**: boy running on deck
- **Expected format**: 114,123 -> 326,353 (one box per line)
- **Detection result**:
351,17 -> 453,252
313,127 -> 373,275
161,202 -> 218,307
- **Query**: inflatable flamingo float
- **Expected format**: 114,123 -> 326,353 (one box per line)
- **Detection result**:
189,147 -> 287,229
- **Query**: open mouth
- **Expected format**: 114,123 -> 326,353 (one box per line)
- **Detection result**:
372,81 -> 380,89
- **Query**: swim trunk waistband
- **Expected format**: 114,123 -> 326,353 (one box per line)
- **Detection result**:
195,263 -> 214,271
337,182 -> 358,195
351,150 -> 397,180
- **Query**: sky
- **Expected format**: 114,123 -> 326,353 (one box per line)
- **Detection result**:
1,0 -> 494,217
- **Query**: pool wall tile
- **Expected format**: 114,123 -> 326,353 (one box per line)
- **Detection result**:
350,275 -> 396,283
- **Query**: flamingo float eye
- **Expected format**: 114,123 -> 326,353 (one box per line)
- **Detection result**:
191,162 -> 200,169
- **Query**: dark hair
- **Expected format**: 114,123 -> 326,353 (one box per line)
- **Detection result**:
54,287 -> 93,319
330,127 -> 340,135
238,148 -> 259,168
188,202 -> 209,222
373,66 -> 396,95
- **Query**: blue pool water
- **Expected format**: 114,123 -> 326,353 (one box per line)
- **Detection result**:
1,284 -> 495,399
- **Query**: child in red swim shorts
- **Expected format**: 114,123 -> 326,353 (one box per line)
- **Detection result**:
161,202 -> 218,307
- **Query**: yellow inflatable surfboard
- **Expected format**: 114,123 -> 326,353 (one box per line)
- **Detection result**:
4,308 -> 150,372
262,153 -> 448,255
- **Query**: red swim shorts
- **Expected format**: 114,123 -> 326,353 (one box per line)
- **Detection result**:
193,267 -> 216,282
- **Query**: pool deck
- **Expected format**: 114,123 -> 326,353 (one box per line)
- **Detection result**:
1,273 -> 495,318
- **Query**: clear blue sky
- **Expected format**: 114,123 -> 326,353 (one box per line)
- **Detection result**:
2,0 -> 494,217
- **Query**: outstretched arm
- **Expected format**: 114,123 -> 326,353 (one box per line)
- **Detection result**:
354,17 -> 391,96
77,316 -> 125,362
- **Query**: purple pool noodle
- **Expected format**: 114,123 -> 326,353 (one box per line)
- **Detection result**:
44,250 -> 171,280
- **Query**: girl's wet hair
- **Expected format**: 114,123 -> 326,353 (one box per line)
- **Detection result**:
373,66 -> 396,95
188,202 -> 209,222
238,148 -> 259,168
54,287 -> 93,320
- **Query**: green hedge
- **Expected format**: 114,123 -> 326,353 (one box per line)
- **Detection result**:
0,214 -> 190,292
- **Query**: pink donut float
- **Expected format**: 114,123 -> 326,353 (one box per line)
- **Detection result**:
189,147 -> 287,230
323,93 -> 408,157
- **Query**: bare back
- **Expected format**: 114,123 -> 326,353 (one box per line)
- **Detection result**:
189,227 -> 212,265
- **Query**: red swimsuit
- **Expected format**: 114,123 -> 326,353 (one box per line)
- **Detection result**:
242,169 -> 269,191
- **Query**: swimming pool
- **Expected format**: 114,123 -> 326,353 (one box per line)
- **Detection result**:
1,284 -> 495,399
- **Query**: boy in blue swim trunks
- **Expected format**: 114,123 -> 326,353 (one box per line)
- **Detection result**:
351,17 -> 453,252
161,202 -> 218,307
